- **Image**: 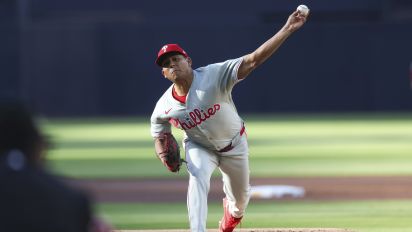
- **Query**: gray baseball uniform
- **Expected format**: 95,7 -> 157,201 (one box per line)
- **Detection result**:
151,57 -> 250,232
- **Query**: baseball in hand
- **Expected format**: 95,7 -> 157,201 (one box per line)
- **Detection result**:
297,4 -> 309,16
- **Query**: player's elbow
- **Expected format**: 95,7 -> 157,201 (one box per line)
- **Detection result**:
249,60 -> 260,71
247,53 -> 263,70
239,54 -> 259,79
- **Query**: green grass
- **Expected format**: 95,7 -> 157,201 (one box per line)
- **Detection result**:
97,200 -> 412,232
41,113 -> 412,178
38,114 -> 412,231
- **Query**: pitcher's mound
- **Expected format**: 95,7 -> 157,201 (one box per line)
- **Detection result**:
115,229 -> 355,232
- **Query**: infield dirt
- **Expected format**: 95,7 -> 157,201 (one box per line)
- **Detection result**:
68,176 -> 409,232
68,176 -> 412,203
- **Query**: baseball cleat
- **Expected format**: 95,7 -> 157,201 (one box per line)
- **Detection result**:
219,198 -> 242,232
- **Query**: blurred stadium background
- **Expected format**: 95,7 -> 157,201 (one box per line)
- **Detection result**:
2,0 -> 412,231
1,0 -> 412,116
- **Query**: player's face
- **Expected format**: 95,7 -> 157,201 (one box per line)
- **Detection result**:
161,54 -> 192,82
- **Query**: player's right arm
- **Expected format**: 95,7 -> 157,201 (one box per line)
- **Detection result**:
237,10 -> 308,80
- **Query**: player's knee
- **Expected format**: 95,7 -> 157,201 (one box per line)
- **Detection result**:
187,162 -> 212,180
189,174 -> 211,192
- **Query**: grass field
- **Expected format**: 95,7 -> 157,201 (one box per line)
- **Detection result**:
42,113 -> 412,178
40,113 -> 412,232
98,200 -> 412,232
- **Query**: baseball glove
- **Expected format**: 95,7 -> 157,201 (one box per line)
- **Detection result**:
154,133 -> 182,172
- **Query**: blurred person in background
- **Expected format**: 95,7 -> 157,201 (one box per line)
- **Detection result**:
0,97 -> 111,232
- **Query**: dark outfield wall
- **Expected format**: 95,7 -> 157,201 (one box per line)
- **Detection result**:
1,0 -> 412,116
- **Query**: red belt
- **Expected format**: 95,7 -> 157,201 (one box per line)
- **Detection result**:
218,124 -> 246,152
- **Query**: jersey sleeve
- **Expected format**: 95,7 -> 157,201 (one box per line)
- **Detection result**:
207,57 -> 244,93
150,97 -> 172,138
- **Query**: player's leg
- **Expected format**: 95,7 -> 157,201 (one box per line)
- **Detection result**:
218,136 -> 250,231
185,140 -> 219,232
219,136 -> 250,218
219,153 -> 250,218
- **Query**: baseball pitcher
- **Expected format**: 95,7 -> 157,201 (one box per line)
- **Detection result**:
151,9 -> 308,232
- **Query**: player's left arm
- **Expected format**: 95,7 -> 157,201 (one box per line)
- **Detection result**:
237,10 -> 308,80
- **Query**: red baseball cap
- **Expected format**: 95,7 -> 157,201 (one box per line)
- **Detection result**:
155,44 -> 188,66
